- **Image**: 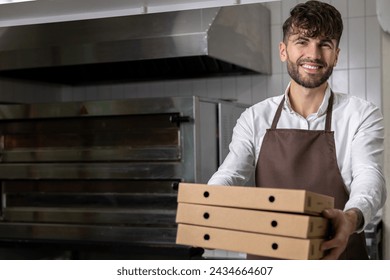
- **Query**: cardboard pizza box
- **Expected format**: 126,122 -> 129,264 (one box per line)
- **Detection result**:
176,203 -> 329,238
176,223 -> 325,260
177,183 -> 334,215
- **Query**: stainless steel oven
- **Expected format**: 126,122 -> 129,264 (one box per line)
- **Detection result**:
0,96 -> 246,259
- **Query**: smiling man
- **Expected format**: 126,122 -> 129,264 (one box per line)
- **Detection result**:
208,0 -> 386,259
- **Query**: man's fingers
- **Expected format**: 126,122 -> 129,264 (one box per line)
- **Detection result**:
322,208 -> 341,219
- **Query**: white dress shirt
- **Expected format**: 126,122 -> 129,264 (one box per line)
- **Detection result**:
208,85 -> 386,229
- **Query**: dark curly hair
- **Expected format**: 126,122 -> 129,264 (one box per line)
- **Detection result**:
283,0 -> 343,46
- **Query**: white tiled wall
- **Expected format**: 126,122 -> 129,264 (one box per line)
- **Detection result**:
381,28 -> 390,261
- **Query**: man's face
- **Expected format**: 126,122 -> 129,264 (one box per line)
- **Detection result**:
279,32 -> 340,89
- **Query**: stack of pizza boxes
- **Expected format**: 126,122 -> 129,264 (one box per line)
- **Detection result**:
175,183 -> 334,260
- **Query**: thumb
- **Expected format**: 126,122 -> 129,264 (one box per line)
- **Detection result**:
322,208 -> 340,219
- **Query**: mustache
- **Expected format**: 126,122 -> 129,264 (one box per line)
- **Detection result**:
297,58 -> 326,67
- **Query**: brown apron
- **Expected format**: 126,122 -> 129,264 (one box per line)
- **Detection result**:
251,92 -> 368,260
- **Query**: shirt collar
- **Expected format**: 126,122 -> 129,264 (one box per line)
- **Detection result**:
283,82 -> 332,118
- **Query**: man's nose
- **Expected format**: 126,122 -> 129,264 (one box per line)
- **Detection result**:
306,43 -> 322,60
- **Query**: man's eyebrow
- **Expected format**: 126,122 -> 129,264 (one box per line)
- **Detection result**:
319,38 -> 336,45
291,36 -> 310,42
291,36 -> 336,45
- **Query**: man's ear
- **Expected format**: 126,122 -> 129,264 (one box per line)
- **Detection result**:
279,41 -> 287,62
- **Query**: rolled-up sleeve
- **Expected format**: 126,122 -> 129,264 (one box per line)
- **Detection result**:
344,104 -> 387,230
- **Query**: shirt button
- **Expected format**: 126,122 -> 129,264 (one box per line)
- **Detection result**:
300,119 -> 309,129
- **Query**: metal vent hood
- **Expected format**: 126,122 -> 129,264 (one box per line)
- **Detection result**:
0,4 -> 271,85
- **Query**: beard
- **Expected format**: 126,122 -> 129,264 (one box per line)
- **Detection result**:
286,56 -> 334,89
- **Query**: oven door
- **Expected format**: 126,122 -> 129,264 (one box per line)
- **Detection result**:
0,97 -> 201,259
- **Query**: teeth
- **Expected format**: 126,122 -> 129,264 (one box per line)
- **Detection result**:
302,64 -> 319,70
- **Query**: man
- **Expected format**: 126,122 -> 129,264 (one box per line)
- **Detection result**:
208,0 -> 386,260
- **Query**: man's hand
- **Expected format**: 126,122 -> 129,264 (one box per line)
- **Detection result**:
320,208 -> 361,260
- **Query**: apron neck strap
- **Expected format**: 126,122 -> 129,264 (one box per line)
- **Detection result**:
271,91 -> 334,131
271,96 -> 285,129
325,91 -> 334,131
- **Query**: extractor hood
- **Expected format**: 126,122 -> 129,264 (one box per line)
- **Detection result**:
0,4 -> 271,85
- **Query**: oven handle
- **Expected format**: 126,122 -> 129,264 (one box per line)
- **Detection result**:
169,115 -> 191,126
